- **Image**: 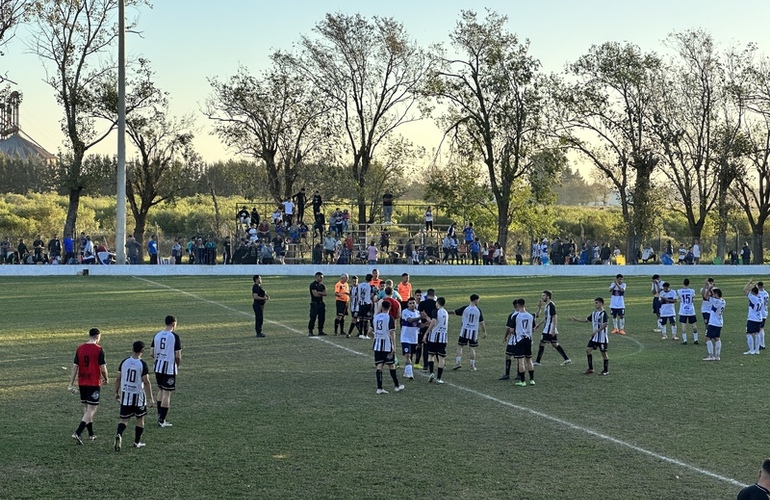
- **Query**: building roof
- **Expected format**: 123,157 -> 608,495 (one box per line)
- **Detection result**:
0,132 -> 55,161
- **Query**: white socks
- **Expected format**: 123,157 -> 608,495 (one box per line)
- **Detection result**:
707,342 -> 714,356
693,331 -> 698,342
682,333 -> 687,343
715,339 -> 722,358
747,335 -> 755,353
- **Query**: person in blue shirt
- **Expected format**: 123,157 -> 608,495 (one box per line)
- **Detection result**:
147,235 -> 158,265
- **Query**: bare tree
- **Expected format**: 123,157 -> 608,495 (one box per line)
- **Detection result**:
281,13 -> 431,225
28,0 -> 149,238
0,0 -> 31,55
556,42 -> 661,263
426,10 -> 552,249
206,58 -> 334,204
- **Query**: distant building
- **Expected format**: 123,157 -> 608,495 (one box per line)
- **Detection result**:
0,91 -> 55,162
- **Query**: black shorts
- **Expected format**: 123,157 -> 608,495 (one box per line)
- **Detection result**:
679,315 -> 697,324
706,325 -> 722,339
540,333 -> 558,344
610,308 -> 625,317
513,338 -> 532,358
374,350 -> 396,365
505,343 -> 517,356
457,328 -> 479,347
119,404 -> 148,419
587,340 -> 608,352
359,303 -> 372,319
652,297 -> 661,314
427,341 -> 447,357
660,316 -> 675,325
155,373 -> 176,391
702,312 -> 711,323
401,342 -> 417,355
747,320 -> 762,334
336,300 -> 349,316
324,249 -> 335,256
79,386 -> 101,405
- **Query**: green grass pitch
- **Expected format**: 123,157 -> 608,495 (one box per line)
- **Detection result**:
0,274 -> 764,499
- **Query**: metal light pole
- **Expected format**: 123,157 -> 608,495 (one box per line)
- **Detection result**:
116,0 -> 127,264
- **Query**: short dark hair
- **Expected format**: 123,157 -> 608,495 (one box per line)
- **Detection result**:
401,273 -> 409,277
662,282 -> 670,288
385,286 -> 393,295
652,274 -> 660,280
132,340 -> 145,353
88,327 -> 100,338
707,277 -> 714,283
365,274 -> 373,281
437,297 -> 446,306
165,315 -> 176,326
252,274 -> 261,282
427,288 -> 435,296
762,458 -> 770,475
470,294 -> 479,302
543,290 -> 552,299
712,288 -> 722,298
381,300 -> 391,311
616,274 -> 623,279
758,281 -> 765,287
595,297 -> 604,304
315,271 -> 323,277
683,278 -> 690,286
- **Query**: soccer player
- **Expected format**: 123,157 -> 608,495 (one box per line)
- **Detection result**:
737,458 -> 770,499
356,274 -> 375,339
651,274 -> 663,333
308,272 -> 327,336
151,315 -> 181,427
534,291 -> 571,366
702,283 -> 725,361
699,277 -> 715,329
451,294 -> 486,371
758,281 -> 768,350
500,300 -> 519,381
68,327 -> 109,445
570,297 -> 610,376
609,274 -> 626,334
252,275 -> 269,338
417,289 -> 438,370
400,298 -> 421,380
372,301 -> 404,394
659,282 -> 678,340
346,275 -> 360,338
743,279 -> 763,355
509,299 -> 535,385
334,273 -> 350,336
113,341 -> 154,451
426,297 -> 449,384
677,279 -> 698,345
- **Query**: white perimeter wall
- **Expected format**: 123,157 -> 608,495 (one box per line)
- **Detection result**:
0,263 -> 765,278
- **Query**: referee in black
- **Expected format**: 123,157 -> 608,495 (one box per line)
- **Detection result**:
252,275 -> 269,337
309,272 -> 328,336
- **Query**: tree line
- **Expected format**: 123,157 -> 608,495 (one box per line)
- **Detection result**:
3,4 -> 770,262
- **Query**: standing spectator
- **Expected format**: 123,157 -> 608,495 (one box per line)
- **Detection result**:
366,240 -> 379,265
333,209 -> 345,237
33,234 -> 45,263
113,340 -> 154,451
424,207 -> 433,233
250,207 -> 260,226
205,238 -> 217,265
82,236 -> 95,264
312,242 -> 323,264
600,243 -> 612,265
79,232 -> 88,258
68,327 -> 108,445
493,242 -> 504,265
186,237 -> 195,264
441,234 -> 452,264
194,237 -> 205,264
171,239 -> 182,265
692,239 -> 701,264
463,223 -> 475,246
151,315 -> 182,428
323,233 -> 338,264
665,240 -> 674,256
237,206 -> 250,229
252,275 -> 269,338
382,191 -> 394,224
1,235 -> 10,263
405,239 -> 414,265
313,212 -> 325,239
470,237 -> 481,265
273,235 -> 286,265
48,235 -> 62,262
446,222 -> 457,239
308,272 -> 327,336
124,235 -> 140,265
64,235 -> 75,264
380,229 -> 390,253
293,188 -> 307,223
147,235 -> 158,265
742,242 -> 752,265
223,236 -> 232,265
17,238 -> 28,263
312,190 -> 323,216
271,206 -> 283,225
282,198 -> 295,225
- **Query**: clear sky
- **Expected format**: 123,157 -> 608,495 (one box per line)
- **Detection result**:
4,0 -> 770,163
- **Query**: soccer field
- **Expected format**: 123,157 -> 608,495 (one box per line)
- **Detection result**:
0,274 -> 763,499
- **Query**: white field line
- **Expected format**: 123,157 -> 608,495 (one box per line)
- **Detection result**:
135,276 -> 746,488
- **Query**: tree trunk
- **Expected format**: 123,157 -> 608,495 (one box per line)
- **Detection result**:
715,199 -> 729,264
496,199 -> 510,251
63,187 -> 82,240
753,229 -> 764,265
133,212 -> 148,259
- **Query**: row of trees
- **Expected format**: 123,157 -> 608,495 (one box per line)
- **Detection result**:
4,5 -> 770,262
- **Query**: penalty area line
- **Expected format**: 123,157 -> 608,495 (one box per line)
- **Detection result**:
133,276 -> 745,489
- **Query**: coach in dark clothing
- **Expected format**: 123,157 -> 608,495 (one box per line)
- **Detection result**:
294,188 -> 307,223
252,275 -> 269,338
308,272 -> 327,336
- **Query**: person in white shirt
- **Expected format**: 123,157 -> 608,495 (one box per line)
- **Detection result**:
400,298 -> 421,380
659,282 -> 678,340
758,281 -> 769,350
677,279 -> 699,345
570,297 -> 610,376
608,274 -> 626,334
372,301 -> 404,394
702,282 -> 725,361
113,341 -> 154,451
450,294 -> 486,371
699,277 -> 715,328
691,239 -> 701,264
743,279 -> 764,355
282,199 -> 295,225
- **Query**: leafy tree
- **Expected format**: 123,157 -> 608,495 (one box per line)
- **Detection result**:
0,0 -> 31,56
426,10 -> 552,249
206,58 -> 334,204
282,13 -> 431,225
28,0 -> 151,239
556,42 -> 661,263
423,160 -> 492,224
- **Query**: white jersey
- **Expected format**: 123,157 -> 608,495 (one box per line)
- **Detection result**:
357,283 -> 373,306
677,288 -> 696,316
659,290 -> 677,317
747,294 -> 763,322
118,356 -> 149,407
349,285 -> 359,313
400,309 -> 421,345
759,290 -> 769,320
609,282 -> 626,309
700,288 -> 712,313
708,298 -> 726,327
513,311 -> 534,344
461,304 -> 482,331
152,330 -> 181,375
372,312 -> 394,352
589,310 -> 610,344
428,308 -> 449,343
651,280 -> 662,298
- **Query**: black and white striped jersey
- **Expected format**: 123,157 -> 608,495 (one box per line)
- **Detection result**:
372,312 -> 395,352
541,302 -> 557,334
118,356 -> 149,406
357,283 -> 373,306
428,308 -> 449,343
152,330 -> 181,375
589,310 -> 609,343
